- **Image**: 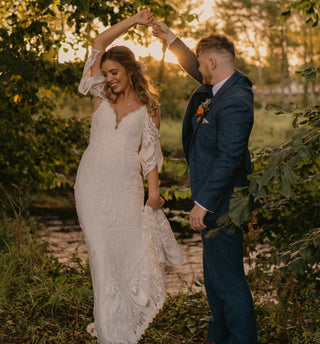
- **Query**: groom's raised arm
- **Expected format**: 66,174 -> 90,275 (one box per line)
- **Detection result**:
153,22 -> 203,84
169,38 -> 203,84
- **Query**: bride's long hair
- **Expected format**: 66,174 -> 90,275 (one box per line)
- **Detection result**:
100,46 -> 160,116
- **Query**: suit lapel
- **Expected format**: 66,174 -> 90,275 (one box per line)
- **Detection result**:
189,85 -> 213,145
190,71 -> 249,141
182,84 -> 212,161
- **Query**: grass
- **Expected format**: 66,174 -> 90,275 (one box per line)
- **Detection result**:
6,96 -> 311,343
159,108 -> 296,157
0,216 -> 209,343
249,109 -> 296,149
159,118 -> 183,157
0,217 -> 96,344
1,217 -> 320,343
55,93 -> 297,156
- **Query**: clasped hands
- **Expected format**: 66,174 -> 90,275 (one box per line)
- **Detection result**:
134,9 -> 174,42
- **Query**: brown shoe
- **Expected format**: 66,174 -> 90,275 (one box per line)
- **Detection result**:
204,340 -> 215,344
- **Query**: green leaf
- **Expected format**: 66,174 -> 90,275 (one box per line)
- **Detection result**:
288,256 -> 305,274
282,164 -> 299,185
279,171 -> 295,198
313,232 -> 320,247
299,246 -> 313,260
228,196 -> 251,227
280,10 -> 291,23
205,228 -> 221,239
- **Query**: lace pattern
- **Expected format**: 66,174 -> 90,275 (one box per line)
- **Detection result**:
140,114 -> 163,177
83,205 -> 183,344
143,205 -> 183,267
78,48 -> 105,98
75,53 -> 181,344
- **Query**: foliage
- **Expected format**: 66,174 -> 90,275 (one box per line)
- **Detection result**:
218,105 -> 320,278
200,1 -> 320,284
281,0 -> 320,27
0,216 -> 96,343
1,217 -> 320,343
0,112 -> 90,214
281,0 -> 320,80
250,265 -> 320,344
213,0 -> 320,284
0,0 -> 188,214
140,291 -> 210,343
142,55 -> 199,120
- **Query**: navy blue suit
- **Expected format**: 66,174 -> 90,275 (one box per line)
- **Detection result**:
170,39 -> 258,343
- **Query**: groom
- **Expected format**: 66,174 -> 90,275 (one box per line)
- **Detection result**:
153,23 -> 258,344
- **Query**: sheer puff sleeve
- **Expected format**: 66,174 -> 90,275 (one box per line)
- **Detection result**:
140,114 -> 163,178
78,48 -> 105,98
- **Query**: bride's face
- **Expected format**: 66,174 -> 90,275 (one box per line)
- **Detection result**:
101,59 -> 131,93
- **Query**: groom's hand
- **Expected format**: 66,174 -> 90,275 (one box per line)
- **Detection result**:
190,205 -> 207,231
152,21 -> 176,43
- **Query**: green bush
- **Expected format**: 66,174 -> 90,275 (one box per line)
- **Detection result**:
0,216 -> 96,343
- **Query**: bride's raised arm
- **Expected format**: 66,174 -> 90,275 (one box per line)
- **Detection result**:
90,9 -> 154,76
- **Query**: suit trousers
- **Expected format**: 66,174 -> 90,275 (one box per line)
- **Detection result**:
201,220 -> 258,344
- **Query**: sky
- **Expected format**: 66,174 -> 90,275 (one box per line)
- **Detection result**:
59,0 -> 215,64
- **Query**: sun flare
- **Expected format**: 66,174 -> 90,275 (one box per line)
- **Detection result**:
59,0 -> 213,64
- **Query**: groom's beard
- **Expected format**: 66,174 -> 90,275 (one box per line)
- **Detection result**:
201,70 -> 212,85
203,76 -> 211,84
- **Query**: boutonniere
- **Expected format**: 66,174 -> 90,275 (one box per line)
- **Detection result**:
195,98 -> 212,122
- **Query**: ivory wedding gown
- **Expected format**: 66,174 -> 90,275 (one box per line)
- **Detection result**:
75,49 -> 183,344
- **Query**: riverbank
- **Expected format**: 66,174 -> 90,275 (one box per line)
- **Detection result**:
35,213 -> 204,295
1,216 -> 319,343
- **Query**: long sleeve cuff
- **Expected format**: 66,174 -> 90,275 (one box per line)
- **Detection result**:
168,36 -> 177,45
194,201 -> 214,213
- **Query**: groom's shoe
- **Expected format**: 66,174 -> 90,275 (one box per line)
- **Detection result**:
204,340 -> 215,344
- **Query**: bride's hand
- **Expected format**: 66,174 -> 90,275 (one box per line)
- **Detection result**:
134,9 -> 154,25
146,195 -> 165,210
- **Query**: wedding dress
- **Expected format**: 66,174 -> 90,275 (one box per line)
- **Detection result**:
75,49 -> 183,344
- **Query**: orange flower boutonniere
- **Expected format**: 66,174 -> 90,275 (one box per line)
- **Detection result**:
195,98 -> 212,122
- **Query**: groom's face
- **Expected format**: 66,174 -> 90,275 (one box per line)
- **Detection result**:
198,52 -> 214,85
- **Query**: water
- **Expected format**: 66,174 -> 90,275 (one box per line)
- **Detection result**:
36,215 -> 205,294
36,214 -> 257,294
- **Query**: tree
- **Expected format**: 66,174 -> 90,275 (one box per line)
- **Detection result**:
151,0 -> 200,83
0,0 -> 175,214
217,0 -> 320,283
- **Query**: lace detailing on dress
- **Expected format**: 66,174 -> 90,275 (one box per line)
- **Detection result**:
140,114 -> 163,177
85,206 -> 183,343
78,48 -> 105,98
144,205 -> 183,267
75,69 -> 181,344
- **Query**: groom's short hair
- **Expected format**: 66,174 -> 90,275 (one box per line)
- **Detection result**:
196,34 -> 235,63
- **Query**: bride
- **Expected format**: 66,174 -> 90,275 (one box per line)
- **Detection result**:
74,9 -> 183,344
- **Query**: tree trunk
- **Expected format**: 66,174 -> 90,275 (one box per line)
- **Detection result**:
158,40 -> 168,83
302,25 -> 309,107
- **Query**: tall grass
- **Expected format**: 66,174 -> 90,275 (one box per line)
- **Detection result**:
249,109 -> 296,149
0,217 -> 96,343
1,217 -> 319,343
159,108 -> 296,156
0,216 -> 210,343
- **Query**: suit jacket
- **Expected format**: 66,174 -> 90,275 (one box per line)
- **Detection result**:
170,38 -> 253,221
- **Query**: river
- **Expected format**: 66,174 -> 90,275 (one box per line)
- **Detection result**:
36,214 -> 205,294
36,214 -> 255,294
